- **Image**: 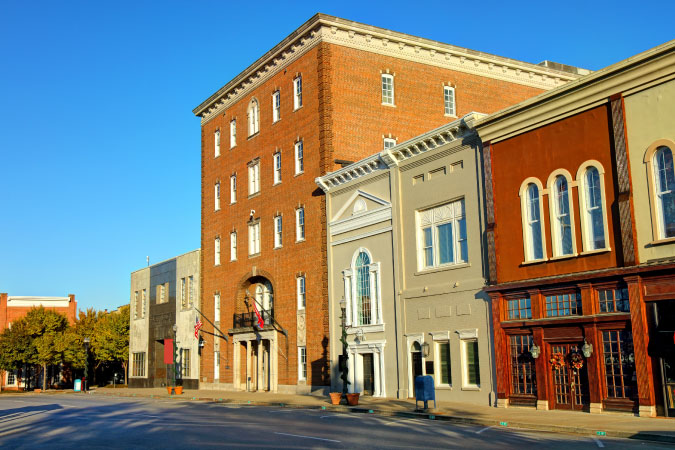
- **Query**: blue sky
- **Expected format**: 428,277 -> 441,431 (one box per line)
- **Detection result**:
1,0 -> 672,312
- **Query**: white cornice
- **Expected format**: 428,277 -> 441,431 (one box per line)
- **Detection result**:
193,14 -> 581,126
7,297 -> 71,308
316,153 -> 386,192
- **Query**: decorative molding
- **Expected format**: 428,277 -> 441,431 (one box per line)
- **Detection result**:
316,154 -> 386,192
429,331 -> 451,341
330,206 -> 392,236
330,226 -> 392,247
456,328 -> 478,340
332,189 -> 390,220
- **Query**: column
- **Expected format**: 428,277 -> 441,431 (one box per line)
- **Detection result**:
533,327 -> 550,410
373,350 -> 381,397
246,340 -> 251,392
626,275 -> 656,417
233,340 -> 240,391
489,292 -> 509,407
271,334 -> 278,392
257,340 -> 264,391
348,349 -> 355,393
583,324 -> 603,413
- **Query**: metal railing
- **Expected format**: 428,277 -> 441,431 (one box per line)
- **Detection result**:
233,309 -> 274,329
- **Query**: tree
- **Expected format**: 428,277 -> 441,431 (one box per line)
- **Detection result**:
0,319 -> 34,372
25,307 -> 69,390
62,308 -> 100,376
92,305 -> 130,383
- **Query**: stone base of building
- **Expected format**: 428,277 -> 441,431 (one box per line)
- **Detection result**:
129,378 -> 199,389
536,400 -> 549,410
639,405 -> 656,418
589,402 -> 603,414
496,398 -> 509,408
197,382 -> 329,396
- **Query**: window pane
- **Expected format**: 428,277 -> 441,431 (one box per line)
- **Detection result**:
602,330 -> 636,399
556,177 -> 573,255
356,252 -> 371,325
423,227 -> 433,267
438,222 -> 454,264
656,147 -> 675,238
458,217 -> 468,262
510,335 -> 536,395
466,341 -> 480,385
585,168 -> 605,249
527,184 -> 543,260
439,342 -> 451,385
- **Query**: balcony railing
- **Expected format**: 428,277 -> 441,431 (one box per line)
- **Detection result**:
233,309 -> 274,329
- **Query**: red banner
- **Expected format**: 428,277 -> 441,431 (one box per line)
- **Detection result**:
164,339 -> 174,364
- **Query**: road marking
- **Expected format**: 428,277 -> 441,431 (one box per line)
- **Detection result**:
592,438 -> 605,448
274,432 -> 341,443
269,408 -> 316,413
320,415 -> 358,419
476,426 -> 493,434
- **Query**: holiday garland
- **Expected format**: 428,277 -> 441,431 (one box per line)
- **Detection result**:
569,352 -> 584,369
549,352 -> 565,369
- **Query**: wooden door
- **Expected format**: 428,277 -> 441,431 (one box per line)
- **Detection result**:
551,343 -> 589,410
363,353 -> 375,395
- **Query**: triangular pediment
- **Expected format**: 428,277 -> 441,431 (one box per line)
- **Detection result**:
332,190 -> 390,223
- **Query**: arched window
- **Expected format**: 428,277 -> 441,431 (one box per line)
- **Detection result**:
654,146 -> 675,239
253,281 -> 273,311
582,166 -> 607,250
247,98 -> 259,136
519,178 -> 546,262
355,252 -> 371,325
343,248 -> 382,327
552,175 -> 574,256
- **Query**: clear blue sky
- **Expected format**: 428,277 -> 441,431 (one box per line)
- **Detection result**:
1,0 -> 672,312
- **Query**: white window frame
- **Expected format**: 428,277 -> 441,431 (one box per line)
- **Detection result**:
214,237 -> 221,265
296,275 -> 306,310
434,339 -> 452,387
214,181 -> 220,211
383,138 -> 396,150
188,275 -> 194,307
296,207 -> 305,241
547,170 -> 577,257
247,98 -> 259,136
460,337 -> 480,389
293,76 -> 302,110
180,277 -> 187,309
416,199 -> 468,271
518,178 -> 547,262
214,350 -> 220,381
134,291 -> 139,319
230,174 -> 237,203
230,231 -> 237,261
294,140 -> 304,174
298,346 -> 307,381
214,129 -> 221,157
645,142 -> 675,241
248,222 -> 260,256
272,90 -> 281,122
576,161 -> 610,252
444,86 -> 456,117
274,215 -> 283,248
342,248 -> 382,327
248,161 -> 260,196
381,74 -> 394,105
142,289 -> 147,318
273,152 -> 282,184
230,119 -> 236,148
214,293 -> 221,323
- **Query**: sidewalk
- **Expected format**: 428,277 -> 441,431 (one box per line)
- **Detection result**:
86,387 -> 675,443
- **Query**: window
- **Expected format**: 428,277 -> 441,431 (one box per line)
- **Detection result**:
6,371 -> 16,385
230,174 -> 237,203
180,277 -> 187,309
274,215 -> 282,248
295,140 -> 304,174
552,175 -> 574,256
297,275 -> 306,309
383,138 -> 396,150
180,349 -> 191,378
578,165 -> 607,250
510,335 -> 536,395
247,98 -> 259,136
230,231 -> 237,261
214,351 -> 220,380
598,287 -> 629,313
214,293 -> 221,323
188,275 -> 194,307
296,207 -> 305,241
248,161 -> 260,195
159,283 -> 166,304
602,330 -> 636,399
653,146 -> 675,239
134,291 -> 139,319
298,346 -> 307,380
355,252 -> 372,325
215,237 -> 221,265
343,249 -> 382,327
214,182 -> 220,211
132,352 -> 145,377
381,74 -> 394,105
507,297 -> 532,320
444,86 -> 456,116
520,181 -> 545,261
417,199 -> 468,270
214,129 -> 220,157
142,289 -> 147,318
545,292 -> 581,317
230,119 -> 236,148
437,342 -> 452,386
462,340 -> 480,387
274,152 -> 282,184
272,90 -> 281,122
293,76 -> 302,109
249,222 -> 260,255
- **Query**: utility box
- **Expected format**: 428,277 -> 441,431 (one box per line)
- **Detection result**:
414,375 -> 436,410
74,379 -> 82,392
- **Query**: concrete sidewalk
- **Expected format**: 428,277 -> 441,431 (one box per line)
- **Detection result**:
87,387 -> 675,444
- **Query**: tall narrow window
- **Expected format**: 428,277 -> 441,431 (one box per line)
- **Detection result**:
188,275 -> 194,307
272,90 -> 281,122
383,138 -> 396,150
296,207 -> 305,241
584,167 -> 606,249
248,161 -> 260,195
526,183 -> 544,260
247,98 -> 259,136
297,275 -> 306,309
463,340 -> 480,387
230,174 -> 237,203
510,335 -> 536,395
142,289 -> 146,318
553,175 -> 574,256
417,199 -> 468,269
293,76 -> 302,110
180,278 -> 187,309
180,348 -> 191,378
214,129 -> 221,157
214,182 -> 220,211
437,342 -> 452,386
134,291 -> 139,319
230,231 -> 237,261
298,346 -> 307,380
602,330 -> 636,399
295,140 -> 304,174
214,237 -> 221,265
444,86 -> 456,116
214,351 -> 220,380
355,251 -> 371,325
274,215 -> 283,248
654,146 -> 675,238
381,74 -> 394,105
214,293 -> 221,323
248,222 -> 260,255
273,152 -> 282,184
230,119 -> 236,148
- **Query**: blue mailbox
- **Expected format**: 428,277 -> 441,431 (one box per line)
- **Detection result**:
414,375 -> 436,410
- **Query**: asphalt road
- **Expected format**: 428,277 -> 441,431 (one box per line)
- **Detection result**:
0,394 -> 669,449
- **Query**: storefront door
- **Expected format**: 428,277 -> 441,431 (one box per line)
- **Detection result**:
362,353 -> 375,395
654,301 -> 675,417
550,343 -> 589,410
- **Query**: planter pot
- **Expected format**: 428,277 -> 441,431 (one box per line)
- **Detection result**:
167,386 -> 174,395
345,393 -> 360,406
34,389 -> 42,394
175,386 -> 184,395
329,392 -> 342,405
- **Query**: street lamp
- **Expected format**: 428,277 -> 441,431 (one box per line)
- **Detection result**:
582,339 -> 593,358
339,297 -> 349,395
83,337 -> 90,391
530,343 -> 541,359
172,324 -> 178,388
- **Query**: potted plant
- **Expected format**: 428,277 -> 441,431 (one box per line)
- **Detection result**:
166,386 -> 174,394
345,392 -> 360,406
329,392 -> 342,405
175,386 -> 183,395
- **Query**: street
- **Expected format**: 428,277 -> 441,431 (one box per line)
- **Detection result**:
0,394 -> 669,449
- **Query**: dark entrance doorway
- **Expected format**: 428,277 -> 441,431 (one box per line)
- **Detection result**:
653,300 -> 675,417
362,353 -> 375,395
550,343 -> 589,410
411,342 -> 423,397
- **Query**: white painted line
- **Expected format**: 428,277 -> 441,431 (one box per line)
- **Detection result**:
269,408 -> 316,413
476,426 -> 493,434
274,432 -> 341,443
320,414 -> 359,419
592,438 -> 605,448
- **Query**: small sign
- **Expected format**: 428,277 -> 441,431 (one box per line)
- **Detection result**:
73,379 -> 82,392
596,431 -> 606,436
500,421 -> 508,427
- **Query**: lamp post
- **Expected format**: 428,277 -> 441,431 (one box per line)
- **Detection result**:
339,298 -> 349,395
83,337 -> 90,392
172,324 -> 178,388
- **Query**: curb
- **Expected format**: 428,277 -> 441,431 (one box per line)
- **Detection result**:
90,391 -> 675,444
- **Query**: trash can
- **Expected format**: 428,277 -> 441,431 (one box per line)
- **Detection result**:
74,379 -> 82,392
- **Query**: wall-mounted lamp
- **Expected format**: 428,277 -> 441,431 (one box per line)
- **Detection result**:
530,343 -> 541,359
422,342 -> 430,358
582,339 -> 593,358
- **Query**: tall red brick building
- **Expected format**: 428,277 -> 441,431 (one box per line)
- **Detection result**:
193,13 -> 580,393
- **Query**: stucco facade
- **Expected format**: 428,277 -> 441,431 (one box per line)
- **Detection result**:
129,249 -> 201,389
